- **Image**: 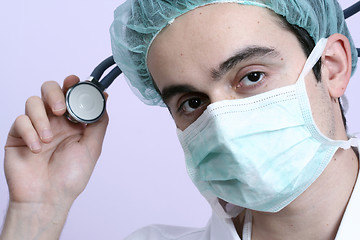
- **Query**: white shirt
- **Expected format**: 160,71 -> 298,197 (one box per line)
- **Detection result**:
124,170 -> 360,240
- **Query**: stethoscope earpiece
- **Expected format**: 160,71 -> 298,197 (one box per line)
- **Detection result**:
65,56 -> 122,124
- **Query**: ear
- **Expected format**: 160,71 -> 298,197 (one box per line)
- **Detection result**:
321,33 -> 352,98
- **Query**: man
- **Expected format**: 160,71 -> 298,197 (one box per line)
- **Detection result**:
1,0 -> 359,239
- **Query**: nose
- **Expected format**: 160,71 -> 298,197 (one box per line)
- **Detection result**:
208,85 -> 238,104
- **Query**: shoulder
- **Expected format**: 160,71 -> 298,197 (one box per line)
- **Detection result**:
124,224 -> 206,240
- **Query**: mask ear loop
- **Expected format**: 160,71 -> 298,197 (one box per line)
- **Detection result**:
297,38 -> 328,81
344,1 -> 360,57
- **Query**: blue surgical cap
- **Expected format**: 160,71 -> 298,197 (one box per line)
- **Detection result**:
110,0 -> 358,106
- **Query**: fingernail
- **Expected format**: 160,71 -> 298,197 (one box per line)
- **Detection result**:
41,129 -> 53,140
30,141 -> 41,152
53,102 -> 66,112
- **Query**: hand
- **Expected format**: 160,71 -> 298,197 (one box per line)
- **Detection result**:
2,75 -> 109,239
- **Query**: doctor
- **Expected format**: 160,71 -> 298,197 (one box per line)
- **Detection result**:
1,0 -> 359,239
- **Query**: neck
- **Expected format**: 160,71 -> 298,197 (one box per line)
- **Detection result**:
238,148 -> 359,240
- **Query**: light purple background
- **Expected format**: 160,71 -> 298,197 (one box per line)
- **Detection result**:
0,0 -> 359,239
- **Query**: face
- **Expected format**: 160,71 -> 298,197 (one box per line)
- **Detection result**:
147,3 -> 339,137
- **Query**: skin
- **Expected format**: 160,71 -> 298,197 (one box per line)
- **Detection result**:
147,3 -> 358,240
1,76 -> 108,239
0,3 -> 358,240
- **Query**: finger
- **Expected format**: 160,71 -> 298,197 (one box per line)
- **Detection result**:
41,81 -> 66,116
9,115 -> 42,153
103,92 -> 109,100
62,75 -> 80,94
25,96 -> 53,143
81,110 -> 109,160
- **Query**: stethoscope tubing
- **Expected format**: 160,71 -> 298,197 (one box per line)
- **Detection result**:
90,56 -> 122,90
344,1 -> 360,56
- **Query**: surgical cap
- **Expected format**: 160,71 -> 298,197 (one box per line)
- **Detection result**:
110,0 -> 358,106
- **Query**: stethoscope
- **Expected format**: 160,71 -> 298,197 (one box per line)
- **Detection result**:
65,1 -> 360,124
65,56 -> 121,123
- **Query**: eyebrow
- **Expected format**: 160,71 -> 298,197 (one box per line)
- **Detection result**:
211,46 -> 280,80
160,45 -> 280,105
161,84 -> 199,105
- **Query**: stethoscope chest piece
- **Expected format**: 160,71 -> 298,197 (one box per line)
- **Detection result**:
65,81 -> 105,124
64,56 -> 121,124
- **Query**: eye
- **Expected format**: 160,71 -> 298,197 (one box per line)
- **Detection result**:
237,72 -> 265,88
177,95 -> 210,115
180,97 -> 203,114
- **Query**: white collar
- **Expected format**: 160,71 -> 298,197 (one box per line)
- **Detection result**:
335,162 -> 360,239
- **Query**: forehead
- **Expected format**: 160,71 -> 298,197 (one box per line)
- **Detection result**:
147,3 -> 302,90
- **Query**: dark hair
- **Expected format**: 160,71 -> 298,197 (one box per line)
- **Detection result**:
277,16 -> 348,131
